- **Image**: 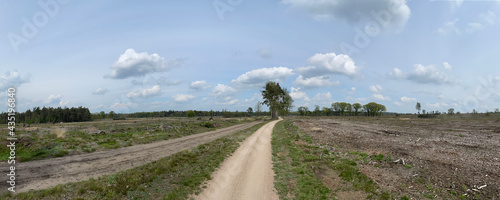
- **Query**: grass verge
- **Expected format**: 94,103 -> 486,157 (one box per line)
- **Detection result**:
272,119 -> 392,200
272,120 -> 332,200
2,121 -> 267,199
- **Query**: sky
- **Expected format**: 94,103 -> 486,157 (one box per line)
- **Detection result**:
1,0 -> 499,114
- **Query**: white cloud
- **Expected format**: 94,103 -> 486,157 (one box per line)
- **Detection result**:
401,96 -> 417,102
369,85 -> 383,93
190,80 -> 210,90
290,87 -> 310,101
394,101 -> 403,106
215,98 -> 239,105
389,67 -> 405,79
407,64 -> 452,84
210,84 -> 236,98
442,62 -> 452,71
438,18 -> 460,36
232,66 -> 294,88
172,94 -> 195,102
244,93 -> 262,102
480,10 -> 496,25
372,94 -> 391,101
282,0 -> 411,31
59,100 -> 69,107
0,71 -> 31,91
293,75 -> 340,89
111,102 -> 132,109
296,52 -> 361,79
126,85 -> 161,99
466,22 -> 483,33
312,92 -> 332,102
105,48 -> 181,79
45,94 -> 62,104
257,48 -> 273,59
348,87 -> 356,95
427,102 -> 449,109
92,88 -> 109,95
450,0 -> 463,9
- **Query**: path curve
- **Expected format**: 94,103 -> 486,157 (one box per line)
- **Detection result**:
0,121 -> 262,193
195,119 -> 281,200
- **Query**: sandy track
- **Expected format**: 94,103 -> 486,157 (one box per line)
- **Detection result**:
195,119 -> 280,200
0,121 -> 262,193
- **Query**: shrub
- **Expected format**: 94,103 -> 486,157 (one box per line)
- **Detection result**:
186,110 -> 196,118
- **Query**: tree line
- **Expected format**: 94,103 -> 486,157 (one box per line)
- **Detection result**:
0,106 -> 92,124
297,102 -> 387,117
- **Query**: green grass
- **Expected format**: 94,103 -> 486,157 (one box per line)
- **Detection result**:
3,121 -> 267,199
272,120 -> 333,200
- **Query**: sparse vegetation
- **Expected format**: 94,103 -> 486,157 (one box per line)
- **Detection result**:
0,117 -> 258,162
272,120 -> 392,199
2,122 -> 267,199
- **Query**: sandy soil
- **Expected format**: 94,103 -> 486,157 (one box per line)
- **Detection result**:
295,117 -> 500,199
195,119 -> 281,200
0,121 -> 262,193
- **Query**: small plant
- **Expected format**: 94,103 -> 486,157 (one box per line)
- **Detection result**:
371,153 -> 384,162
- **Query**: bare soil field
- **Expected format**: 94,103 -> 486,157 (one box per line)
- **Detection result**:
293,115 -> 500,199
0,120 -> 262,193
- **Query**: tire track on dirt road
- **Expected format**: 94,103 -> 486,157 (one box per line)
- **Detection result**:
0,121 -> 262,193
195,119 -> 281,200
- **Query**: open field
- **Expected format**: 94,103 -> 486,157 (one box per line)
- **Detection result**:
290,114 -> 500,199
0,117 -> 262,194
0,117 -> 259,162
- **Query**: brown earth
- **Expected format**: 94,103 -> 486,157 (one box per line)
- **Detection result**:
0,121 -> 262,193
195,119 -> 280,200
294,116 -> 500,199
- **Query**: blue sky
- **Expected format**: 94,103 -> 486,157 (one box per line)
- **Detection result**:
1,0 -> 499,114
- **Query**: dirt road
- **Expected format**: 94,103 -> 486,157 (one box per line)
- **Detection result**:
195,119 -> 280,200
0,121 -> 262,193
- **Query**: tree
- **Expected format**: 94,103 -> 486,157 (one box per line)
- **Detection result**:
422,109 -> 426,115
415,102 -> 421,114
247,107 -> 253,116
261,81 -> 293,119
495,108 -> 500,114
472,109 -> 478,114
448,108 -> 455,115
99,111 -> 106,119
186,110 -> 196,118
363,102 -> 386,116
331,102 -> 341,115
353,103 -> 362,116
298,106 -> 308,116
108,111 -> 116,119
279,88 -> 294,116
313,105 -> 321,116
322,107 -> 331,116
255,102 -> 262,116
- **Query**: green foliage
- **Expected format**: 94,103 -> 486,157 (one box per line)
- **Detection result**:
261,81 -> 293,119
186,110 -> 196,118
0,106 -> 92,124
298,106 -> 309,116
200,122 -> 214,128
363,102 -> 387,116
